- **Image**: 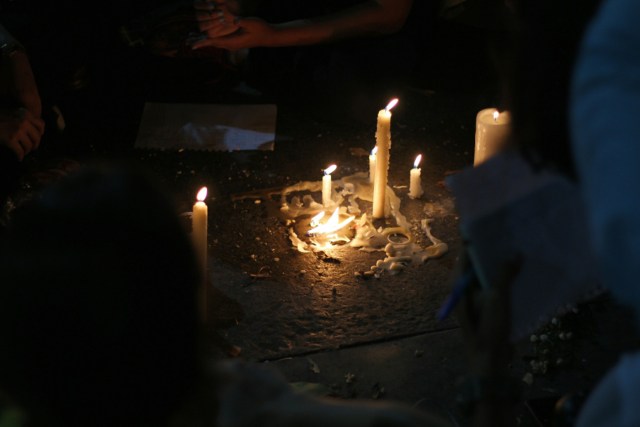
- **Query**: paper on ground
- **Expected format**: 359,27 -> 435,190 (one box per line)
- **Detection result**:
446,149 -> 603,342
135,103 -> 277,151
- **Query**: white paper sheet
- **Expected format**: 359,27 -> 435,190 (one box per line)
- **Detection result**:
134,103 -> 277,151
446,149 -> 603,341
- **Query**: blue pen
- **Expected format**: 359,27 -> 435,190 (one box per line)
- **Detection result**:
436,268 -> 476,321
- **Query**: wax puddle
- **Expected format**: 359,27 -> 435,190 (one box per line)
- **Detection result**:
237,172 -> 448,278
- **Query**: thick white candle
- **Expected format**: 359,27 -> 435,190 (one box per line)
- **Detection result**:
193,187 -> 208,321
322,164 -> 336,207
474,108 -> 511,166
409,154 -> 423,199
369,146 -> 377,184
373,99 -> 397,218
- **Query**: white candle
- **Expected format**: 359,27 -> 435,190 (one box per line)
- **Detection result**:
369,146 -> 377,184
474,108 -> 511,166
373,98 -> 398,218
193,187 -> 208,321
322,164 -> 336,207
409,154 -> 423,199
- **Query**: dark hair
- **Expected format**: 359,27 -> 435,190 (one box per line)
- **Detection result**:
0,163 -> 201,426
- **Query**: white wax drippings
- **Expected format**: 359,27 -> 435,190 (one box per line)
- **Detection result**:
277,172 -> 448,277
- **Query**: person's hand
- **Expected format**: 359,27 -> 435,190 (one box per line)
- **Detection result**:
0,107 -> 45,161
194,1 -> 240,39
192,16 -> 276,50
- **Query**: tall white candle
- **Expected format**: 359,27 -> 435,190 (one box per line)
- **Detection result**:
409,154 -> 423,199
193,186 -> 208,321
474,108 -> 511,166
369,146 -> 377,184
373,98 -> 398,218
322,164 -> 336,208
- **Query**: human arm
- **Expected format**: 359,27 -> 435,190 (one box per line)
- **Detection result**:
0,24 -> 41,118
0,24 -> 44,160
191,0 -> 413,51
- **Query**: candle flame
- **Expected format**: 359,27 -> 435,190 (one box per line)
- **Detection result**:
327,208 -> 340,224
324,164 -> 337,175
310,211 -> 325,227
196,187 -> 208,201
371,146 -> 378,156
493,110 -> 500,121
308,208 -> 355,235
385,98 -> 399,112
413,154 -> 422,168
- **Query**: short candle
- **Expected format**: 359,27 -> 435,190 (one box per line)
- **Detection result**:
369,146 -> 377,184
474,108 -> 511,166
322,164 -> 337,207
409,154 -> 424,199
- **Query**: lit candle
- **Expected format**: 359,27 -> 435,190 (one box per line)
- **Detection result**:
409,154 -> 423,199
369,146 -> 377,184
373,98 -> 398,218
193,187 -> 208,321
322,164 -> 336,207
474,108 -> 511,166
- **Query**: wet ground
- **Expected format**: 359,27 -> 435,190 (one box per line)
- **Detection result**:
6,9 -> 640,427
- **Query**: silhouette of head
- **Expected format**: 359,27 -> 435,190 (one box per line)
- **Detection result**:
0,163 -> 201,426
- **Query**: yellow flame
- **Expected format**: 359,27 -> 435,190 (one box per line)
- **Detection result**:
196,187 -> 208,201
308,208 -> 355,235
413,154 -> 422,168
385,98 -> 399,111
310,211 -> 325,227
324,164 -> 337,175
493,110 -> 500,121
327,208 -> 340,224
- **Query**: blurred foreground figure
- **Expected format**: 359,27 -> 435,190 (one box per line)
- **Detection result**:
570,0 -> 640,426
0,164 -> 449,427
0,164 -> 202,427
